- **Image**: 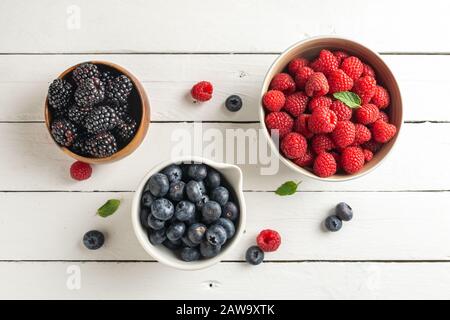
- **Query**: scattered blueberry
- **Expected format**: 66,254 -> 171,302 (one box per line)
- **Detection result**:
163,239 -> 182,250
210,186 -> 229,206
187,164 -> 208,181
187,223 -> 207,244
186,180 -> 203,202
325,215 -> 343,232
336,202 -> 353,221
148,228 -> 167,245
141,191 -> 154,208
216,218 -> 236,239
148,173 -> 170,197
166,222 -> 186,242
148,215 -> 165,230
83,230 -> 105,250
221,202 -> 239,221
225,95 -> 243,112
206,169 -> 221,189
162,164 -> 183,183
245,246 -> 264,265
202,201 -> 222,224
181,235 -> 198,248
206,224 -> 227,246
168,181 -> 186,202
200,241 -> 221,258
180,247 -> 201,262
139,207 -> 150,228
150,198 -> 174,221
175,201 -> 196,221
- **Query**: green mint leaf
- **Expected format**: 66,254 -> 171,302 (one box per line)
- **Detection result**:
97,199 -> 121,218
333,91 -> 361,109
275,181 -> 301,196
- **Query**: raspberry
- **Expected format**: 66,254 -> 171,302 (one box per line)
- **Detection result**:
313,152 -> 337,178
362,63 -> 376,78
330,151 -> 341,170
191,81 -> 213,102
305,72 -> 329,97
354,124 -> 372,145
288,58 -> 309,76
341,56 -> 364,81
327,69 -> 354,94
269,73 -> 296,94
293,114 -> 314,139
312,134 -> 335,154
353,76 -> 377,104
361,140 -> 382,153
371,86 -> 390,109
294,67 -> 314,89
332,121 -> 356,148
281,132 -> 307,159
265,112 -> 294,138
355,104 -> 380,125
372,120 -> 397,143
341,147 -> 365,174
262,90 -> 285,112
310,50 -> 339,76
284,92 -> 309,117
363,149 -> 374,162
333,51 -> 349,65
257,229 -> 281,252
308,106 -> 337,133
330,100 -> 352,121
70,161 -> 92,181
309,96 -> 332,112
378,111 -> 390,122
294,148 -> 315,167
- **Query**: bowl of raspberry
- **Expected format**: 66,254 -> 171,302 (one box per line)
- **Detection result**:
44,61 -> 150,163
260,36 -> 402,181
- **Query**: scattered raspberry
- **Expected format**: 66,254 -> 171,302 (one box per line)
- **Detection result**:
269,73 -> 296,94
332,121 -> 356,148
354,124 -> 372,145
308,106 -> 337,133
362,63 -> 376,78
191,81 -> 213,102
293,114 -> 314,139
327,69 -> 354,94
333,51 -> 349,65
281,132 -> 307,159
355,104 -> 380,125
312,134 -> 335,154
265,112 -> 294,138
305,72 -> 329,97
309,96 -> 333,112
330,100 -> 352,121
262,90 -> 285,112
341,146 -> 365,174
310,50 -> 339,76
294,67 -> 314,89
257,229 -> 281,252
371,86 -> 390,109
313,152 -> 337,178
353,76 -> 377,104
70,161 -> 92,181
288,58 -> 309,76
341,56 -> 364,81
294,148 -> 315,167
372,120 -> 397,143
363,149 -> 374,162
284,92 -> 309,117
378,111 -> 390,123
361,140 -> 382,153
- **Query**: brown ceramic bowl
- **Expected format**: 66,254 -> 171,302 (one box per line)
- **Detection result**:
45,61 -> 150,164
260,36 -> 403,181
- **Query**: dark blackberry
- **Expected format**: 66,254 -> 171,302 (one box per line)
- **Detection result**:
100,71 -> 114,87
84,131 -> 118,158
51,119 -> 78,147
72,63 -> 100,85
48,79 -> 72,111
74,77 -> 105,107
67,104 -> 92,125
72,133 -> 89,155
111,103 -> 129,118
106,75 -> 133,105
84,105 -> 120,134
115,115 -> 137,142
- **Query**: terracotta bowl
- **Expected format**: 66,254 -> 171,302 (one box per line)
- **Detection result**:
259,36 -> 403,181
44,61 -> 150,164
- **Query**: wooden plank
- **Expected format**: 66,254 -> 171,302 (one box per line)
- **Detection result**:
0,54 -> 448,122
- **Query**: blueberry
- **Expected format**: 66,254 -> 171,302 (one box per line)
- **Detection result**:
206,169 -> 221,189
210,186 -> 229,206
187,164 -> 208,181
148,228 -> 167,245
139,207 -> 150,228
148,173 -> 169,197
336,202 -> 353,221
180,247 -> 201,262
225,95 -> 243,112
245,246 -> 264,265
150,198 -> 174,221
168,181 -> 185,202
148,215 -> 165,230
206,224 -> 227,246
202,201 -> 222,224
141,191 -> 154,208
83,230 -> 105,250
162,164 -> 183,183
195,194 -> 209,211
163,238 -> 182,250
216,218 -> 236,239
200,241 -> 221,258
325,215 -> 343,232
175,201 -> 196,221
181,235 -> 198,248
187,223 -> 207,244
186,180 -> 203,202
166,222 -> 186,242
198,181 -> 207,194
221,202 -> 239,221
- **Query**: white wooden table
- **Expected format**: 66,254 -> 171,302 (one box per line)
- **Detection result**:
0,0 -> 450,300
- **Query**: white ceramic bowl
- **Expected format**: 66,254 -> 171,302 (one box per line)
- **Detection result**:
132,156 -> 246,270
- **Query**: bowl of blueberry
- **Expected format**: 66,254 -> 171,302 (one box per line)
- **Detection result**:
132,157 -> 246,270
45,61 -> 150,163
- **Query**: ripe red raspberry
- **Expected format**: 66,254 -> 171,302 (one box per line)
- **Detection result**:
281,132 -> 307,159
341,56 -> 364,81
378,111 -> 389,123
262,90 -> 285,112
332,121 -> 356,148
265,112 -> 293,138
372,120 -> 397,143
333,51 -> 349,65
354,124 -> 372,145
330,100 -> 352,121
257,229 -> 281,252
70,161 -> 92,181
284,92 -> 309,117
371,86 -> 390,109
191,81 -> 213,102
353,76 -> 377,104
363,149 -> 374,162
293,114 -> 314,139
305,72 -> 329,97
308,106 -> 337,133
313,152 -> 337,178
312,134 -> 335,154
294,66 -> 314,89
309,96 -> 332,112
269,73 -> 296,95
330,151 -> 341,170
362,63 -> 376,78
288,58 -> 309,76
310,50 -> 339,76
341,146 -> 365,174
355,104 -> 380,125
361,140 -> 382,153
327,69 -> 354,94
294,148 -> 315,167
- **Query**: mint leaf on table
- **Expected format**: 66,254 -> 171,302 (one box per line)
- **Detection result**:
333,91 -> 361,109
275,181 -> 301,196
97,199 -> 121,218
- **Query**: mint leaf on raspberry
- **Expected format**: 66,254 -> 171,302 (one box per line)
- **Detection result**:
275,181 -> 301,196
333,91 -> 361,109
97,199 -> 121,218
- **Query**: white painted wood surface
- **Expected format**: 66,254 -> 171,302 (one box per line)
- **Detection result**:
0,0 -> 449,300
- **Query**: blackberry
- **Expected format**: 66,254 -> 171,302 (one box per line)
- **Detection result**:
48,79 -> 72,111
100,71 -> 114,87
67,104 -> 92,125
111,103 -> 129,118
84,105 -> 119,134
106,75 -> 133,105
74,77 -> 105,107
115,115 -> 137,142
84,131 -> 118,158
73,63 -> 100,85
51,119 -> 78,147
72,133 -> 89,155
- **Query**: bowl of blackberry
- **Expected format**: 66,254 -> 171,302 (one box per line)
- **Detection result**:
45,61 -> 150,163
132,157 -> 246,270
